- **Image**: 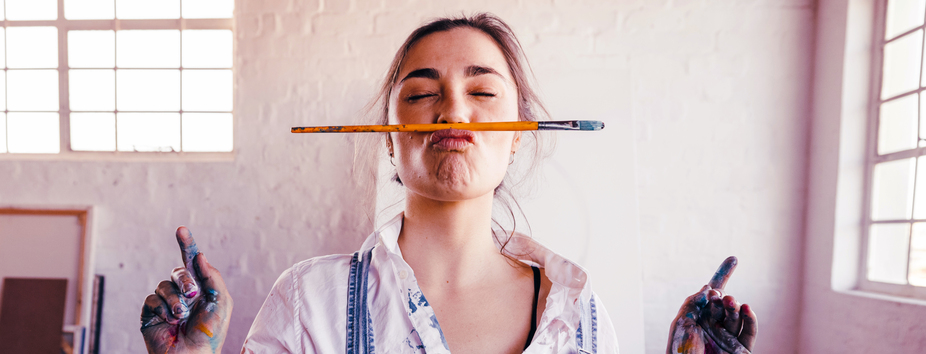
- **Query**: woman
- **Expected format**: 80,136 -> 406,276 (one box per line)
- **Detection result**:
140,13 -> 757,354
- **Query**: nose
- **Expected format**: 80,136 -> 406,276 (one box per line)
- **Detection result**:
436,91 -> 471,124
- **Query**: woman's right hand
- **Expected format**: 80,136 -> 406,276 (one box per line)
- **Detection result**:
140,227 -> 233,354
666,257 -> 758,354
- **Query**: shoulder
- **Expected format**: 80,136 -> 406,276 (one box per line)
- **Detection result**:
274,253 -> 355,297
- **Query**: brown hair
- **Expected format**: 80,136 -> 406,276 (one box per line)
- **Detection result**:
362,13 -> 552,250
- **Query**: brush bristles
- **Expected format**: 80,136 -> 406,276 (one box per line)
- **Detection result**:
578,120 -> 605,131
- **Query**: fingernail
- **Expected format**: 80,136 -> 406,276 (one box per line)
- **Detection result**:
182,282 -> 199,298
172,302 -> 188,316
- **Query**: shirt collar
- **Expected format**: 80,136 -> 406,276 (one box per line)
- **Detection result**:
366,212 -> 590,292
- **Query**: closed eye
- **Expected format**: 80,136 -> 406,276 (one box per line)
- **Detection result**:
407,93 -> 436,101
471,92 -> 496,97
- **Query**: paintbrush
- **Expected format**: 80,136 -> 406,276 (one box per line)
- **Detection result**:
291,120 -> 604,133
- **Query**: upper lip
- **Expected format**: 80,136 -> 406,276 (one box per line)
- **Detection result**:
429,129 -> 475,145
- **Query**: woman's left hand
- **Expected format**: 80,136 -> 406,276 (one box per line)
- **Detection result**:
665,256 -> 758,354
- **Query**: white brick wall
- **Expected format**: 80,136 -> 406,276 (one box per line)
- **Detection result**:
0,1 -> 817,353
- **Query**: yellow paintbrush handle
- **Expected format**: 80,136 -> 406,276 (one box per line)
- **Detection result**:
291,121 -> 539,133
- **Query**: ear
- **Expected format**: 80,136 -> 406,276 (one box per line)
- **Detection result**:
510,131 -> 522,154
385,133 -> 394,156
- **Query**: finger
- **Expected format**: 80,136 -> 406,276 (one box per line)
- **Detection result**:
140,294 -> 171,329
171,266 -> 200,298
708,295 -> 724,322
738,303 -> 758,351
702,321 -> 752,354
707,256 -> 738,290
722,295 -> 742,335
187,253 -> 232,345
691,285 -> 712,308
155,280 -> 190,319
176,226 -> 200,270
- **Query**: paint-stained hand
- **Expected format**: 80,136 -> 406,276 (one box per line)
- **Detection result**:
140,227 -> 233,354
666,256 -> 758,354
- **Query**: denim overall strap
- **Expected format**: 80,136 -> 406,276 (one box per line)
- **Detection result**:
346,247 -> 375,354
575,295 -> 598,354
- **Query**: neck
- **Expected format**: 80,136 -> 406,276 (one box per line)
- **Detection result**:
398,191 -> 503,288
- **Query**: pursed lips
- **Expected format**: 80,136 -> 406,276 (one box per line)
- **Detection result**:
429,129 -> 475,151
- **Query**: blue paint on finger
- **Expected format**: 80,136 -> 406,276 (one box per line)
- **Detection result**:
708,256 -> 738,289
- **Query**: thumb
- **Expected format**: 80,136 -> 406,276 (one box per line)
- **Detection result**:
192,253 -> 229,306
186,253 -> 232,349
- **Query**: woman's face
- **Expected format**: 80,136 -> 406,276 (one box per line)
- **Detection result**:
388,27 -> 521,202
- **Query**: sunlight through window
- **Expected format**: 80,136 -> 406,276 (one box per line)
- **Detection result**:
70,113 -> 116,151
7,27 -> 58,69
182,30 -> 233,68
115,0 -> 180,20
7,113 -> 60,153
117,70 -> 181,111
65,0 -> 116,20
2,0 -> 234,154
0,114 -> 6,153
8,70 -> 59,111
69,31 -> 116,68
117,30 -> 180,68
6,0 -> 57,21
182,113 -> 233,152
182,0 -> 234,19
117,113 -> 181,152
865,1 -> 926,291
69,70 -> 116,111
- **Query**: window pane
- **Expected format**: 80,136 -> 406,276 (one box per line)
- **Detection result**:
923,94 -> 926,141
8,70 -> 59,111
116,70 -> 180,111
0,113 -> 6,153
182,113 -> 232,151
69,69 -> 115,111
117,113 -> 180,151
886,0 -> 926,40
115,0 -> 179,19
0,28 -> 5,68
6,0 -> 57,20
182,30 -> 232,68
869,223 -> 912,284
116,30 -> 180,68
872,158 -> 916,220
65,0 -> 115,20
7,112 -> 60,153
7,26 -> 58,69
879,94 -> 919,155
0,71 -> 5,110
911,223 -> 926,286
70,113 -> 115,151
182,70 -> 232,111
69,30 -> 115,68
882,30 -> 923,100
182,0 -> 233,19
915,157 -> 926,219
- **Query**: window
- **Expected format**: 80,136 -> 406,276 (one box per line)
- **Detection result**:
863,0 -> 926,297
0,0 -> 233,155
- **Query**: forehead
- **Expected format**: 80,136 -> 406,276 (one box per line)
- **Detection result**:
398,27 -> 512,80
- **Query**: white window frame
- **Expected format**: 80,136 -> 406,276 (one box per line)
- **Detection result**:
858,0 -> 926,299
0,0 -> 235,161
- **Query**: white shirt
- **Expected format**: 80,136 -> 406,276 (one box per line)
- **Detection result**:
241,214 -> 619,353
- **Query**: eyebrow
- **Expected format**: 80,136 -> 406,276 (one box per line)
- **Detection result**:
464,65 -> 501,78
399,65 -> 503,83
400,68 -> 439,83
